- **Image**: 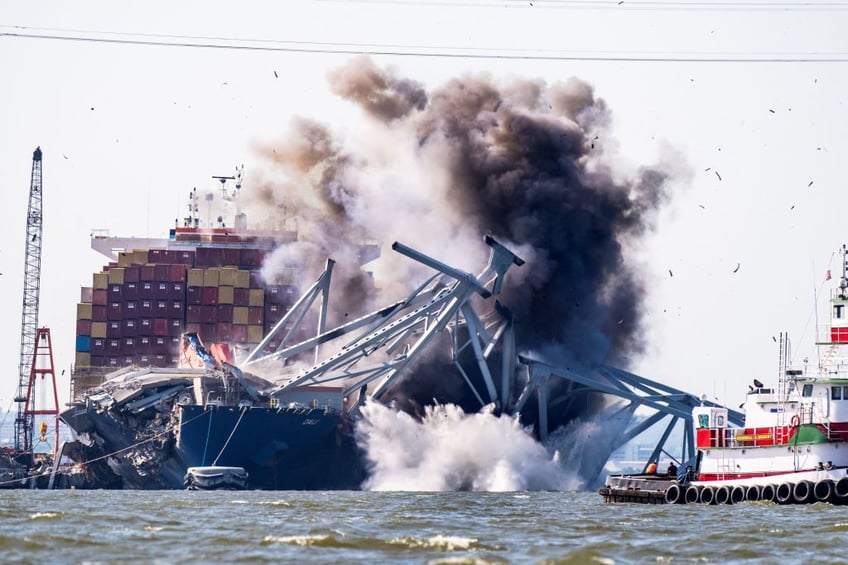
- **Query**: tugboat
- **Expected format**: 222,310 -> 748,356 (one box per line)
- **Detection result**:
601,245 -> 848,505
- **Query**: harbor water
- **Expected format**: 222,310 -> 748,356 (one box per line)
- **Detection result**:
3,490 -> 848,564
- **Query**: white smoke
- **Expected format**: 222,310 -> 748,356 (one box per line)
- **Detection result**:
355,401 -> 572,491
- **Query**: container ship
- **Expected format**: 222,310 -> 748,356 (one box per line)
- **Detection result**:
60,178 -> 374,489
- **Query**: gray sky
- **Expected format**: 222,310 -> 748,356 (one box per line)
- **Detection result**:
2,0 -> 847,410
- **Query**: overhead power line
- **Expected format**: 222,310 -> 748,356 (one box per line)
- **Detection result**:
320,0 -> 848,11
2,26 -> 848,63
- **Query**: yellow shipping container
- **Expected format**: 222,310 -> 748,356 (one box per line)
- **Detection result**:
118,252 -> 133,267
91,322 -> 107,338
203,268 -> 220,287
234,269 -> 250,288
187,268 -> 205,287
77,303 -> 93,320
248,325 -> 264,343
133,249 -> 149,264
93,272 -> 109,290
248,289 -> 265,307
218,286 -> 234,304
108,267 -> 125,285
233,306 -> 249,325
75,352 -> 91,367
219,267 -> 237,287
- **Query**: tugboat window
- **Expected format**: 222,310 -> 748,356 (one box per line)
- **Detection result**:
833,386 -> 843,400
802,384 -> 813,397
843,386 -> 848,399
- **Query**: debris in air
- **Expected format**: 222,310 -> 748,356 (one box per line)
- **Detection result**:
733,263 -> 740,273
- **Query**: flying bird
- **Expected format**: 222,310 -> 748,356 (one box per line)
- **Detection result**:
733,263 -> 740,273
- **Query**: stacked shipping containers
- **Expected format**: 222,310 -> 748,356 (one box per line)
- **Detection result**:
73,243 -> 295,394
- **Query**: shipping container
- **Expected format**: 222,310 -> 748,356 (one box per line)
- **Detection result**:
137,336 -> 152,354
218,285 -> 234,304
107,321 -> 122,339
249,270 -> 264,289
139,318 -> 153,335
140,264 -> 156,282
176,250 -> 195,265
148,249 -> 165,263
124,301 -> 138,317
154,264 -> 170,281
168,319 -> 183,337
233,306 -> 249,325
200,323 -> 216,343
122,337 -> 136,354
93,272 -> 109,289
123,282 -> 139,300
186,286 -> 202,305
92,305 -> 107,322
76,319 -> 92,336
169,301 -> 183,318
107,302 -> 123,321
200,305 -> 217,324
80,286 -> 93,303
247,325 -> 264,343
90,355 -> 105,367
219,267 -> 237,286
248,306 -> 263,325
234,269 -> 250,288
139,300 -> 154,316
217,304 -> 233,321
187,268 -> 205,287
108,267 -> 125,285
186,322 -> 202,335
169,264 -> 187,282
222,248 -> 240,267
153,318 -> 169,336
91,322 -> 107,339
232,323 -> 248,343
169,282 -> 185,300
133,249 -> 149,264
91,338 -> 106,355
156,282 -> 170,297
108,284 -> 123,301
75,352 -> 91,367
77,302 -> 93,320
203,268 -> 220,287
92,288 -> 108,305
140,281 -> 155,299
76,335 -> 91,352
107,339 -> 121,353
187,305 -> 202,324
124,265 -> 140,283
216,322 -> 233,342
201,287 -> 219,305
123,319 -> 137,337
240,248 -> 265,268
248,289 -> 264,307
233,287 -> 249,306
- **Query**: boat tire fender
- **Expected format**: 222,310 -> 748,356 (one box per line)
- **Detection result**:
760,484 -> 777,503
744,484 -> 761,502
814,479 -> 834,502
792,480 -> 814,504
775,483 -> 793,504
664,483 -> 683,504
699,486 -> 716,505
715,485 -> 731,505
834,476 -> 848,499
730,485 -> 745,504
684,485 -> 701,504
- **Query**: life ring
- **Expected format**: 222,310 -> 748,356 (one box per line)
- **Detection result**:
790,414 -> 801,428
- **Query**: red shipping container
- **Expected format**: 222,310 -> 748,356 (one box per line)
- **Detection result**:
216,322 -> 233,342
222,248 -> 240,266
186,322 -> 201,335
153,318 -> 169,336
140,282 -> 155,299
107,302 -> 123,321
240,248 -> 265,268
139,318 -> 153,335
76,319 -> 92,336
187,305 -> 202,324
187,286 -> 202,305
201,287 -> 218,305
123,282 -> 139,300
124,266 -> 140,283
140,264 -> 156,282
200,305 -> 217,324
154,264 -> 170,281
169,264 -> 187,282
232,324 -> 248,343
123,319 -> 137,337
216,304 -> 233,322
92,288 -> 108,306
91,338 -> 106,355
248,306 -> 263,325
233,287 -> 250,306
91,305 -> 106,322
200,323 -> 216,342
169,301 -> 183,318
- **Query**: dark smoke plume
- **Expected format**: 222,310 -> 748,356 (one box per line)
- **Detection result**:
244,56 -> 671,421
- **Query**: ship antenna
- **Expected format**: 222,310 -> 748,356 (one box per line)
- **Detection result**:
841,244 -> 848,297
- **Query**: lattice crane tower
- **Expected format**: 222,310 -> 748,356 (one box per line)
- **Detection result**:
14,147 -> 43,455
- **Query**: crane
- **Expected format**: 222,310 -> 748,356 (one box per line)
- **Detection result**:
13,147 -> 45,462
